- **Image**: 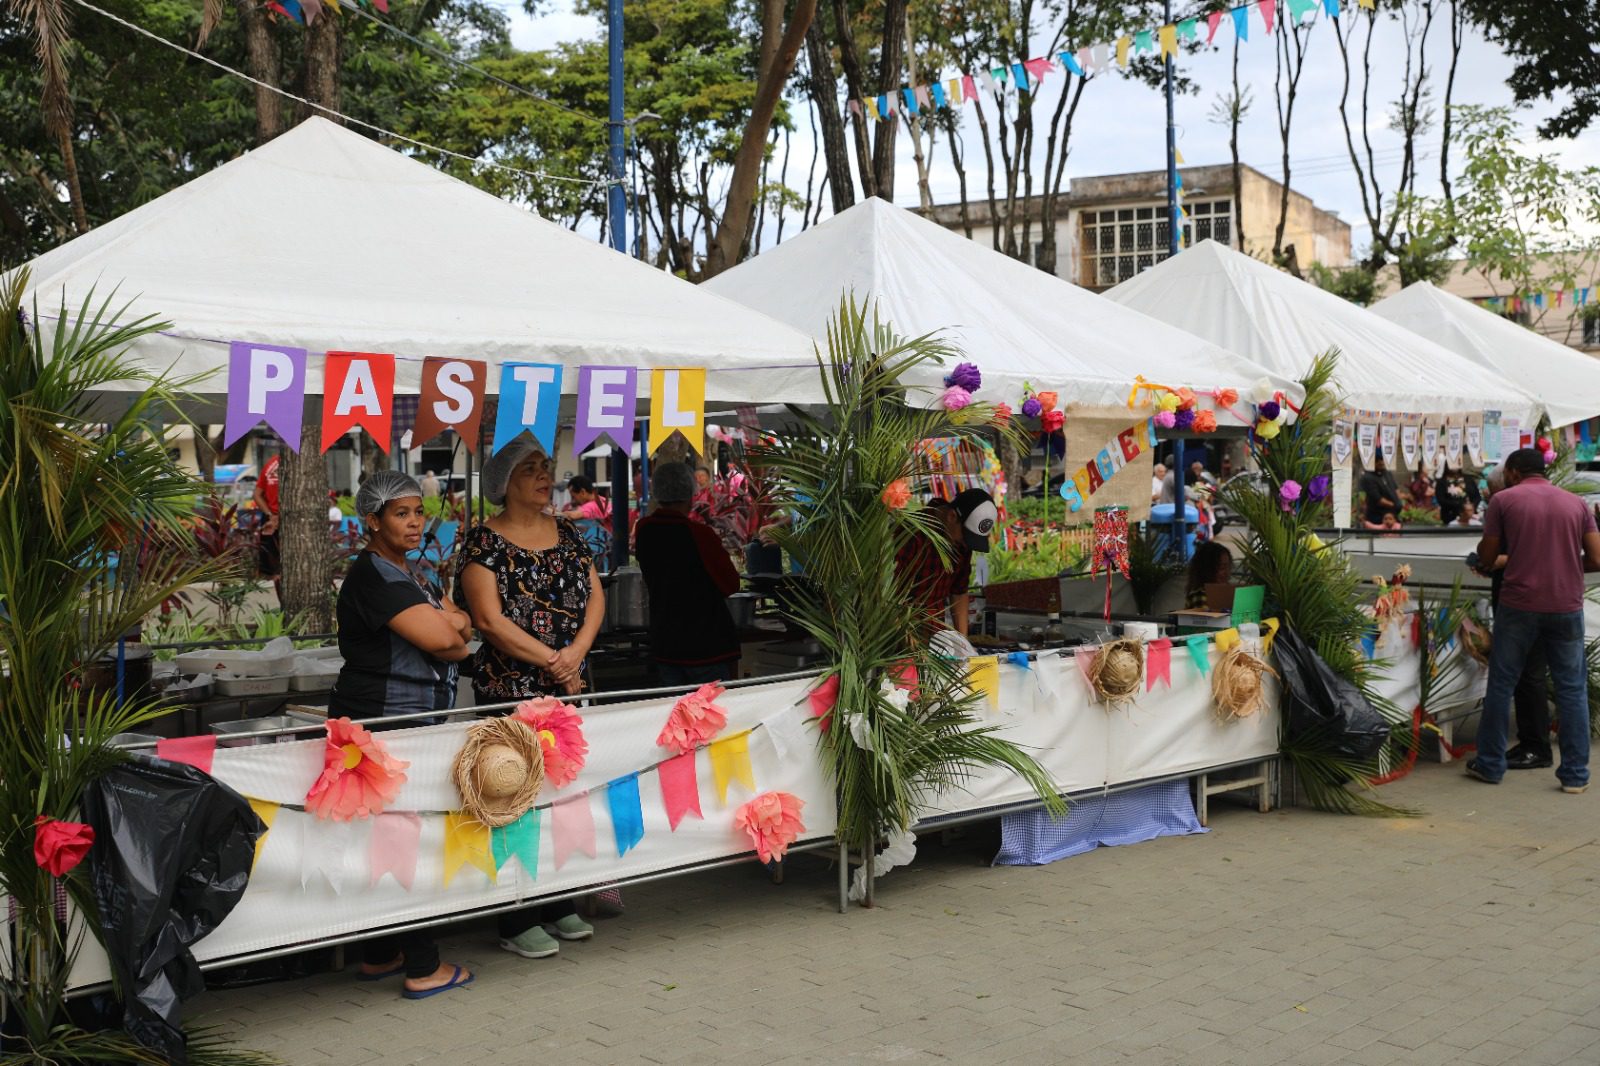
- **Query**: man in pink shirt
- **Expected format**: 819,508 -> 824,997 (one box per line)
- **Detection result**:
1468,449 -> 1600,791
561,475 -> 611,522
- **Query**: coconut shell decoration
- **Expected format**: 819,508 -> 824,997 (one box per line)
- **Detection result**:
1089,638 -> 1145,707
1211,646 -> 1277,721
452,716 -> 546,828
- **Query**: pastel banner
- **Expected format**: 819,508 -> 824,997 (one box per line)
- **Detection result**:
1012,62 -> 1030,89
708,730 -> 756,805
321,351 -> 395,452
1215,628 -> 1241,653
551,792 -> 597,870
1185,635 -> 1211,676
1059,51 -> 1083,76
413,357 -> 487,452
493,361 -> 563,454
648,368 -> 706,455
157,735 -> 216,774
1134,29 -> 1154,52
1289,0 -> 1317,21
224,342 -> 306,450
1356,422 -> 1377,466
1075,646 -> 1099,694
369,811 -> 421,890
658,751 -> 703,830
442,812 -> 497,887
1146,639 -> 1172,691
491,808 -> 541,878
1206,10 -> 1224,41
607,773 -> 645,857
807,673 -> 840,732
301,817 -> 350,894
1379,422 -> 1398,467
1258,0 -> 1277,33
248,798 -> 279,869
1177,17 -> 1197,39
930,81 -> 948,108
967,655 -> 1001,711
573,365 -> 638,454
1158,23 -> 1177,59
1422,423 -> 1441,467
1115,36 -> 1130,66
1400,423 -> 1419,470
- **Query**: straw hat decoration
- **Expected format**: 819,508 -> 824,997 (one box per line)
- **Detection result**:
1089,638 -> 1144,707
1211,645 -> 1277,722
452,716 -> 546,828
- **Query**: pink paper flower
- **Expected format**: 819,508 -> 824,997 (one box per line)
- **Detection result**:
881,479 -> 911,509
940,385 -> 972,412
1192,410 -> 1217,433
733,791 -> 806,864
1154,410 -> 1176,429
657,682 -> 729,755
808,673 -> 840,732
305,717 -> 410,821
1544,449 -> 1558,465
1279,479 -> 1302,511
513,697 -> 589,788
33,816 -> 93,877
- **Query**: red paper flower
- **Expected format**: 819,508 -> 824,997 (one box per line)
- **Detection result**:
305,717 -> 410,821
881,480 -> 911,510
1212,387 -> 1239,408
514,697 -> 589,788
734,791 -> 806,864
1040,409 -> 1065,433
808,674 -> 839,732
658,682 -> 729,755
33,816 -> 93,876
992,402 -> 1013,426
1192,410 -> 1218,433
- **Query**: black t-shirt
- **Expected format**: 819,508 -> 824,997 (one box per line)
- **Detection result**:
1359,470 -> 1400,523
330,551 -> 457,719
634,509 -> 741,665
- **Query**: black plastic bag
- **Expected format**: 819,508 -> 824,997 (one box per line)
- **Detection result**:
81,753 -> 264,1064
1274,626 -> 1391,761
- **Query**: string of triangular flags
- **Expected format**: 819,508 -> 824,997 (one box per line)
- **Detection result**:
847,0 -> 1366,122
1478,288 -> 1594,313
266,0 -> 385,27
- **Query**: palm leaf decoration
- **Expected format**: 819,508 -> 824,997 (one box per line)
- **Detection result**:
751,297 -> 1064,866
1220,351 -> 1417,817
0,271 -> 269,1062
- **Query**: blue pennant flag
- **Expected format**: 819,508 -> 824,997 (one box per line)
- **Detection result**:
1231,6 -> 1249,40
1060,51 -> 1084,76
607,773 -> 645,857
931,81 -> 948,108
1012,62 -> 1030,90
1323,0 -> 1340,15
902,88 -> 919,115
1006,650 -> 1031,670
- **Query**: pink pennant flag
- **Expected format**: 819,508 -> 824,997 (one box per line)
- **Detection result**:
552,792 -> 597,870
1258,0 -> 1277,33
1023,57 -> 1053,83
915,85 -> 931,107
369,812 -> 421,890
808,673 -> 840,732
156,735 -> 216,774
848,99 -> 862,116
1206,9 -> 1224,42
961,75 -> 978,102
1075,646 -> 1099,694
1146,640 -> 1172,691
658,752 -> 703,831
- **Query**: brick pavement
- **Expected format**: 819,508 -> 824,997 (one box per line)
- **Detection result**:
197,762 -> 1600,1065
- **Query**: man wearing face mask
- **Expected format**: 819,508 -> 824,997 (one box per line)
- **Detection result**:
894,489 -> 997,637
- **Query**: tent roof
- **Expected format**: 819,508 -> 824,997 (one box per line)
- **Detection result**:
702,197 -> 1301,417
10,117 -> 825,406
1104,240 -> 1542,424
1370,282 -> 1600,429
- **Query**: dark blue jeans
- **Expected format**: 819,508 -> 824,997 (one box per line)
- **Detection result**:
1478,605 -> 1589,786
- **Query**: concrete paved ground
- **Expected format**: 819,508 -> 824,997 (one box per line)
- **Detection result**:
197,761 -> 1600,1065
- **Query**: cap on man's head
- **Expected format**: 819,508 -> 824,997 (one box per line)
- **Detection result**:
950,488 -> 998,553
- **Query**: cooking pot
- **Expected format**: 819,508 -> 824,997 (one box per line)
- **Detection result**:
606,566 -> 649,630
726,592 -> 759,630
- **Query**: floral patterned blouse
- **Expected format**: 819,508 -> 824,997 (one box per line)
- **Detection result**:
457,518 -> 593,700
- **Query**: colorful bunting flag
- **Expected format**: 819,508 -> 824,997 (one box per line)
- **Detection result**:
708,730 -> 755,805
551,792 -> 597,870
1116,35 -> 1131,66
902,87 -> 919,115
1177,17 -> 1198,39
413,357 -> 487,451
1158,23 -> 1178,59
931,81 -> 948,108
648,368 -> 706,455
248,798 -> 279,869
1134,29 -> 1155,53
1146,639 -> 1172,690
157,735 -> 216,774
1060,51 -> 1083,76
370,811 -> 421,890
1185,635 -> 1211,676
573,365 -> 637,455
225,342 -> 307,450
492,361 -> 562,454
658,751 -> 703,830
1206,9 -> 1224,41
1231,6 -> 1250,39
1012,62 -> 1030,89
967,655 -> 1001,710
491,808 -> 541,879
607,773 -> 645,857
1258,0 -> 1277,33
443,811 -> 497,886
321,351 -> 395,453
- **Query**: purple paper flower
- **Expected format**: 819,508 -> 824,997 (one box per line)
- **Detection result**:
1154,410 -> 1176,429
1173,408 -> 1196,431
941,385 -> 973,412
1307,474 -> 1331,502
1021,396 -> 1042,419
945,362 -> 982,392
1258,400 -> 1281,422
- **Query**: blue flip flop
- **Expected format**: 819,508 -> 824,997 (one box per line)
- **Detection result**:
356,964 -> 406,982
401,965 -> 474,1000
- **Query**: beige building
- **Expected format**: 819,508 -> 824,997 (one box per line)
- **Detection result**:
922,163 -> 1352,290
1377,260 -> 1600,356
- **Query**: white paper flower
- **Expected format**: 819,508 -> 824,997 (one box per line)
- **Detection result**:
880,681 -> 911,714
846,708 -> 874,752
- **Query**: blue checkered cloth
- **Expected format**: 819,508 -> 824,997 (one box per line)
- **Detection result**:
994,779 -> 1207,866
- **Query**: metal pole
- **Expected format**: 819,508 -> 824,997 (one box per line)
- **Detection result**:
606,0 -> 630,573
1163,0 -> 1187,562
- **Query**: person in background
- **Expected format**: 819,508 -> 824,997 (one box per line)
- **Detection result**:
635,463 -> 741,685
1359,450 -> 1402,526
1151,463 -> 1167,505
252,453 -> 282,597
894,489 -> 997,636
332,470 -> 474,999
1157,464 -> 1177,506
1185,541 -> 1233,609
1466,448 -> 1600,790
695,465 -> 713,492
1408,468 -> 1436,511
327,490 -> 343,525
1186,460 -> 1216,489
419,469 -> 441,499
561,475 -> 611,523
457,436 -> 604,959
1438,464 -> 1480,526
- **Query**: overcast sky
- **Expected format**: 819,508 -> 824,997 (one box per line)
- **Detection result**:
504,3 -> 1598,260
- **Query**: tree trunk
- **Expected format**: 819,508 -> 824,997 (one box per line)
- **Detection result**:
901,8 -> 934,211
234,0 -> 282,143
57,131 -> 88,233
805,18 -> 856,214
870,0 -> 908,200
831,0 -> 879,200
703,0 -> 818,277
298,8 -> 341,122
279,418 -> 332,629
1230,38 -> 1244,249
195,426 -> 216,485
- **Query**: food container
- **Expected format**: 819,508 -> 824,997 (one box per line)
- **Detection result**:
176,637 -> 297,678
209,715 -> 302,747
290,655 -> 341,691
214,674 -> 291,697
606,567 -> 649,630
727,592 -> 759,629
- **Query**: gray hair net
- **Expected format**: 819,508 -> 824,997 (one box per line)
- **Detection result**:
481,434 -> 549,506
356,470 -> 424,520
653,462 -> 697,504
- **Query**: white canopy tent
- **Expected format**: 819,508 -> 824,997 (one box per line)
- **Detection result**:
1370,282 -> 1600,429
702,198 -> 1300,417
1104,240 -> 1542,426
9,117 -> 827,413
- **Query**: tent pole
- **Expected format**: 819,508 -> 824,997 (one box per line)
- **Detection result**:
1163,0 -> 1187,564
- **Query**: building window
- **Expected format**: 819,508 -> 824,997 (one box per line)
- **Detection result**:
1080,200 -> 1232,287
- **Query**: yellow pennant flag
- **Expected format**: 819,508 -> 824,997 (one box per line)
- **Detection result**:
1357,0 -> 1374,8
967,655 -> 1001,711
1260,618 -> 1281,654
1158,24 -> 1178,59
866,97 -> 881,121
443,812 -> 498,887
1116,35 -> 1131,67
648,368 -> 706,455
947,78 -> 963,105
708,730 -> 756,805
248,798 -> 279,869
1215,628 -> 1241,654
1175,147 -> 1187,165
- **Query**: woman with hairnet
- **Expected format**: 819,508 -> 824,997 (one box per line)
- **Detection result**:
457,434 -> 605,960
331,470 -> 475,999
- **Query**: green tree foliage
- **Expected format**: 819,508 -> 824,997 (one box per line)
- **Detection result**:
1457,0 -> 1600,139
1308,261 -> 1378,306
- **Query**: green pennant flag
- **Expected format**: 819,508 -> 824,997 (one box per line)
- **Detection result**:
491,808 -> 541,879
